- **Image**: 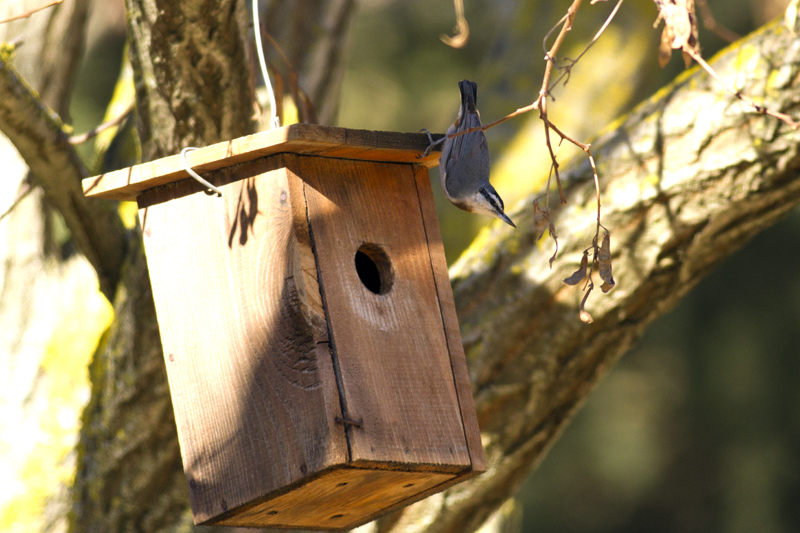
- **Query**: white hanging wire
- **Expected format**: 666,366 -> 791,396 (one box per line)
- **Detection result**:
179,1 -> 280,198
180,147 -> 223,197
253,0 -> 280,129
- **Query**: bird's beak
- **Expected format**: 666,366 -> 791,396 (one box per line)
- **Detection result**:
497,211 -> 516,228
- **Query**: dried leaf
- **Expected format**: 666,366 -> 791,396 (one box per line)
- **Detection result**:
549,236 -> 559,268
532,200 -> 548,241
579,285 -> 594,323
563,251 -> 589,286
655,0 -> 700,68
533,200 -> 559,267
658,28 -> 673,68
547,219 -> 558,268
598,231 -> 615,292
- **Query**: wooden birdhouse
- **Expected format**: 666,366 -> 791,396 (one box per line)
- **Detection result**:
83,124 -> 485,530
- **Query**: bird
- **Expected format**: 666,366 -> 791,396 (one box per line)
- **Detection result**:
437,80 -> 515,227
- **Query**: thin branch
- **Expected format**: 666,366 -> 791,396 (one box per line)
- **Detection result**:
0,181 -> 34,223
0,48 -> 128,300
537,0 -> 584,205
685,47 -> 800,129
443,0 -> 622,142
547,120 -> 589,151
696,0 -> 740,43
0,0 -> 63,25
542,12 -> 572,59
544,140 -> 564,212
548,0 -> 625,92
69,102 -> 135,145
539,0 -> 584,100
261,30 -> 318,123
541,105 -> 567,204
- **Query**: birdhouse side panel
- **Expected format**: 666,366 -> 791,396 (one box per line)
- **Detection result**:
411,165 -> 486,473
294,156 -> 472,469
138,158 -> 347,523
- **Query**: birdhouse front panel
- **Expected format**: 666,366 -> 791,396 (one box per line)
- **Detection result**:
137,156 -> 350,525
295,156 -> 473,468
84,124 -> 485,531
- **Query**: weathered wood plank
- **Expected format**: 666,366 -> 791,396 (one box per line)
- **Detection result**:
412,165 -> 487,473
213,467 -> 455,530
84,124 -> 443,201
138,157 -> 347,524
298,157 -> 471,468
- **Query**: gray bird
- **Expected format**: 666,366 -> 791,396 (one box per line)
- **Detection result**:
439,80 -> 515,227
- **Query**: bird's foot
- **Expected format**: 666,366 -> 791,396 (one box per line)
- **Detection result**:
418,128 -> 445,158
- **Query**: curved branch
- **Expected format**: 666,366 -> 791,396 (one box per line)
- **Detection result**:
0,50 -> 128,299
385,18 -> 800,533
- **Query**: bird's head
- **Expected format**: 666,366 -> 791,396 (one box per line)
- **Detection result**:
455,184 -> 515,227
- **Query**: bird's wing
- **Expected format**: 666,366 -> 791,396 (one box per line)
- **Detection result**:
443,110 -> 489,198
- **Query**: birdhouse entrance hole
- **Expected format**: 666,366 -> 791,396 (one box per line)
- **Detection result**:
82,124 -> 485,531
355,243 -> 393,295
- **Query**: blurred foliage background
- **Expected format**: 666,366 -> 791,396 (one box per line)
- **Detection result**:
4,0 -> 798,531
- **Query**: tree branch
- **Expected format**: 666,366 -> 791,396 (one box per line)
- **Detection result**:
0,49 -> 128,300
383,17 -> 800,533
0,0 -> 63,25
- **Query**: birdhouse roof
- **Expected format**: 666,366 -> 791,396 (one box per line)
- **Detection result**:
82,124 -> 442,201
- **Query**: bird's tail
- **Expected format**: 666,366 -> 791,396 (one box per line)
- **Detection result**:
458,80 -> 478,115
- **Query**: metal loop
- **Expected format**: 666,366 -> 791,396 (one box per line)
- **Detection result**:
180,147 -> 222,197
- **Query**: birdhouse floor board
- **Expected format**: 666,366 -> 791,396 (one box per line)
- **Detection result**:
84,124 -> 443,201
210,467 -> 455,530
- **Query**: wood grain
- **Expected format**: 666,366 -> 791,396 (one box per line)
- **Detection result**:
297,157 -> 472,469
138,156 -> 347,524
212,467 -> 455,530
84,124 -> 443,201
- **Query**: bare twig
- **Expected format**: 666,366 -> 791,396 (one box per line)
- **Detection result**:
548,0 -> 625,91
541,107 -> 567,204
544,140 -> 564,212
261,30 -> 318,123
685,47 -> 800,129
696,0 -> 740,43
69,102 -> 135,145
0,0 -> 63,25
542,12 -> 572,59
427,0 -> 616,308
441,0 -> 469,48
447,0 -> 623,139
537,0 -> 585,205
0,181 -> 34,223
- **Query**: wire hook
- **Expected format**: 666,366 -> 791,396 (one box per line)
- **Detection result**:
180,147 -> 222,197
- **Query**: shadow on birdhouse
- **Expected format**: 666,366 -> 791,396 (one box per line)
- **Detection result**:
83,124 -> 485,530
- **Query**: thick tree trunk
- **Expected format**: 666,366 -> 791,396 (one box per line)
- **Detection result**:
69,1 -> 357,532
